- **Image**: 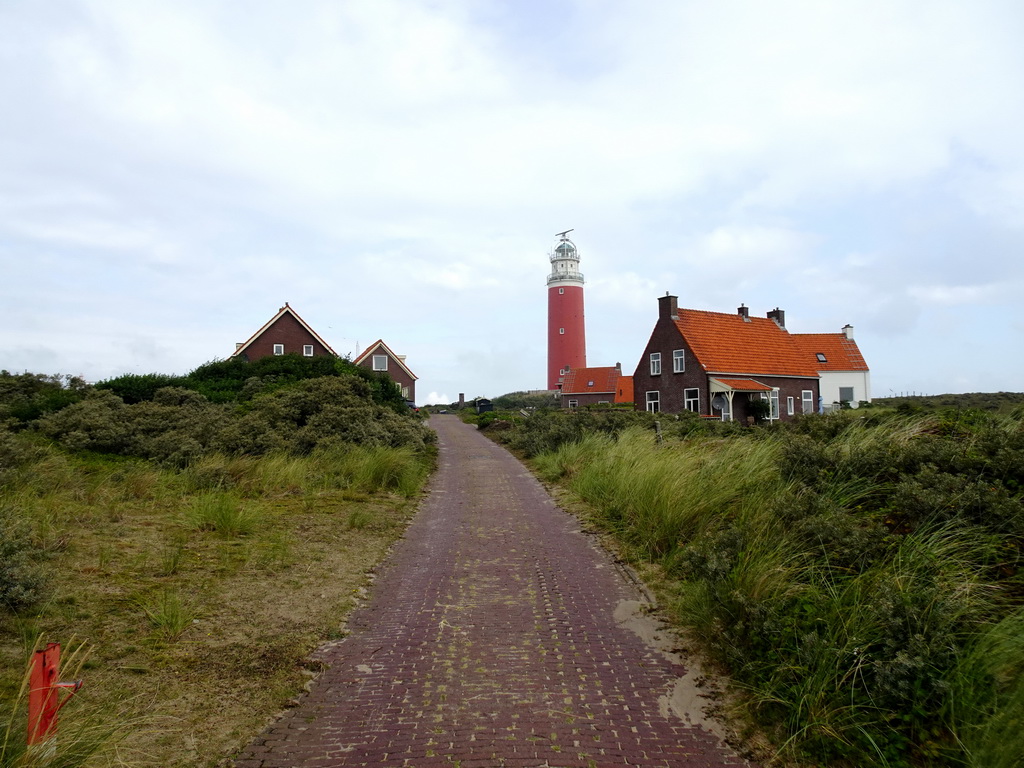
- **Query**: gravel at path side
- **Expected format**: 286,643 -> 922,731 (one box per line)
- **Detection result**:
233,415 -> 755,768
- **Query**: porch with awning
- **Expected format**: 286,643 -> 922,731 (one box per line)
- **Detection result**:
708,378 -> 773,421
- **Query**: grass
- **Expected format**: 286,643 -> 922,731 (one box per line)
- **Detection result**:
526,408 -> 1024,767
0,639 -> 120,768
0,437 -> 432,766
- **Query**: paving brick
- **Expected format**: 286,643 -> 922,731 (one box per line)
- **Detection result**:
232,416 -> 756,767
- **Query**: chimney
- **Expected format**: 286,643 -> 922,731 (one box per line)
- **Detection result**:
767,307 -> 786,329
235,343 -> 243,350
615,362 -> 621,371
659,293 -> 678,321
842,324 -> 854,340
737,304 -> 750,321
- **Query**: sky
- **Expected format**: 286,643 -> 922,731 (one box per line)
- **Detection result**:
2,0 -> 1023,405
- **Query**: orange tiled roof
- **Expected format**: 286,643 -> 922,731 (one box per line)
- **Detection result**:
674,309 -> 819,377
712,377 -> 773,392
615,376 -> 634,404
561,366 -> 620,395
791,333 -> 869,371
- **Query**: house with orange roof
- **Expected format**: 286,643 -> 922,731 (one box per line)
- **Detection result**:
559,364 -> 634,408
632,295 -> 832,422
353,340 -> 418,404
792,327 -> 871,408
232,303 -> 337,362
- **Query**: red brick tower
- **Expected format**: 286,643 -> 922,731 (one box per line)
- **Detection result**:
547,230 -> 587,390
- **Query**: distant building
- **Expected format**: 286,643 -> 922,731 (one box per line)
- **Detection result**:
791,326 -> 871,408
632,295 -> 871,422
560,364 -> 634,408
232,303 -> 336,361
353,339 -> 418,404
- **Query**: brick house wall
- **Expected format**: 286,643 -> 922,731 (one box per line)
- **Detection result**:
562,391 -> 617,408
354,344 -> 417,403
236,312 -> 334,361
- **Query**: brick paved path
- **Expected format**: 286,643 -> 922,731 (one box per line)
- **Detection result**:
234,416 -> 753,768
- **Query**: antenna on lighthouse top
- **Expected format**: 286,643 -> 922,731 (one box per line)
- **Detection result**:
555,229 -> 574,238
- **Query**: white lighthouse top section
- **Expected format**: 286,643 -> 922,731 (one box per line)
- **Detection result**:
547,233 -> 585,287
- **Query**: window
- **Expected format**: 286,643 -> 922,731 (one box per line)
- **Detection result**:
646,391 -> 660,413
684,388 -> 699,412
802,390 -> 814,415
816,353 -> 827,363
650,352 -> 662,375
559,368 -> 566,375
761,391 -> 780,420
787,396 -> 795,416
402,386 -> 410,399
598,400 -> 609,405
559,328 -> 565,334
839,386 -> 855,404
303,345 -> 313,357
273,344 -> 284,355
568,399 -> 579,408
587,380 -> 594,387
673,349 -> 685,373
372,355 -> 388,371
559,287 -> 564,294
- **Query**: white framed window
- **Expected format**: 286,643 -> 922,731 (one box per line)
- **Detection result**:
787,396 -> 795,416
598,400 -> 609,405
401,386 -> 410,399
273,344 -> 284,355
372,354 -> 388,371
303,345 -> 314,357
559,328 -> 565,334
559,368 -> 566,375
684,388 -> 699,412
568,399 -> 579,408
802,390 -> 814,415
650,352 -> 662,376
761,390 -> 780,420
559,287 -> 564,294
646,391 -> 660,413
839,386 -> 855,404
673,349 -> 685,373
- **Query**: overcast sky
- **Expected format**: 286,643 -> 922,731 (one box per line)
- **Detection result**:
3,1 -> 1023,404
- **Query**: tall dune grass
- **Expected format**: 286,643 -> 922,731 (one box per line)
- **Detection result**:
532,411 -> 1024,767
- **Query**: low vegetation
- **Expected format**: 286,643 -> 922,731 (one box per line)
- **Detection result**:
0,365 -> 434,766
515,403 -> 1024,767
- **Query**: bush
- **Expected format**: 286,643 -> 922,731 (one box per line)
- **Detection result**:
0,509 -> 48,613
0,371 -> 88,426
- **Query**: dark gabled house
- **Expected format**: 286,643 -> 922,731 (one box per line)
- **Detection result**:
353,339 -> 418,404
632,295 -> 825,422
232,303 -> 337,361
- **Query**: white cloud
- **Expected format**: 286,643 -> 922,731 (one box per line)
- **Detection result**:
3,0 -> 1024,396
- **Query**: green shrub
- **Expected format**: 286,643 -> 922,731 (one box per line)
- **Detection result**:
94,372 -> 186,404
0,509 -> 48,613
532,407 -> 1024,767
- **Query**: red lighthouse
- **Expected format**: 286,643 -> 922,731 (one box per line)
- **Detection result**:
547,230 -> 587,390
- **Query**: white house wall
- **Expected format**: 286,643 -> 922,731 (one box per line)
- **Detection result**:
818,371 -> 871,407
